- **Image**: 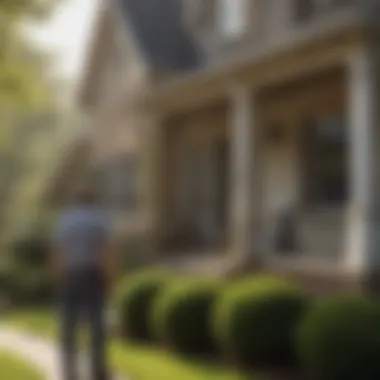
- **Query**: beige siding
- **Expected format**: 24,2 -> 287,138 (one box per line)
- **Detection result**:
162,104 -> 228,242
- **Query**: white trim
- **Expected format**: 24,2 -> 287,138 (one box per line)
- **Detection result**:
229,84 -> 256,259
345,45 -> 378,273
218,0 -> 247,39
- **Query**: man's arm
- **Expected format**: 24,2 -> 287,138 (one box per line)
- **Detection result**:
50,246 -> 66,283
99,216 -> 118,289
50,217 -> 67,283
101,243 -> 117,289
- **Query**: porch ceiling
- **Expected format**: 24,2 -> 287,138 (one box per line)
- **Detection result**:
143,25 -> 366,114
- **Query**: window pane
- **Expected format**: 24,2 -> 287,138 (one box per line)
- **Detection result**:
303,116 -> 348,206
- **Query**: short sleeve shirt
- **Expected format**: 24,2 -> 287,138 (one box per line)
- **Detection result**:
53,206 -> 110,269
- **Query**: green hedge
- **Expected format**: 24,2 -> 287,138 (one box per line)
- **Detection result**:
298,296 -> 380,380
152,279 -> 222,354
11,235 -> 49,267
114,269 -> 169,342
214,276 -> 308,367
0,267 -> 11,311
7,269 -> 54,306
0,267 -> 9,290
6,233 -> 53,306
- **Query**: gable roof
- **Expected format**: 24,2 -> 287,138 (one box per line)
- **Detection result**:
119,0 -> 202,73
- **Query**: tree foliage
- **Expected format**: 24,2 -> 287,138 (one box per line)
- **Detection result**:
0,0 -> 58,109
0,0 -> 60,244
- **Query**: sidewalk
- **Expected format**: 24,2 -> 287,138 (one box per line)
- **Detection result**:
0,327 -> 126,380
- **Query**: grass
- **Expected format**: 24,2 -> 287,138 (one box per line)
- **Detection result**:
3,309 -> 254,380
110,342 -> 249,380
0,350 -> 44,380
5,308 -> 57,338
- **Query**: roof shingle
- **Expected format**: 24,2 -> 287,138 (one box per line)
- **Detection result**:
119,0 -> 202,73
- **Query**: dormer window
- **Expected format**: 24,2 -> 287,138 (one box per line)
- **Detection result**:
218,0 -> 246,38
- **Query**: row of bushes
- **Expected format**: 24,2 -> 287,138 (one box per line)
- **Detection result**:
1,234 -> 54,306
114,270 -> 380,380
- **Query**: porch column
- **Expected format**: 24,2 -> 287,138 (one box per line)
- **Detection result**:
141,114 -> 165,254
345,46 -> 380,281
229,85 -> 258,261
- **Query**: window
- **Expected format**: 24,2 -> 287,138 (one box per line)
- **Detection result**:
99,163 -> 120,210
98,156 -> 137,212
122,157 -> 137,212
218,0 -> 246,38
302,116 -> 348,207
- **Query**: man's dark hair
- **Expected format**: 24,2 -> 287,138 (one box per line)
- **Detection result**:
72,186 -> 98,206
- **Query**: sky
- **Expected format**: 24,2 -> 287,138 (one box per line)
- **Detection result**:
30,0 -> 100,82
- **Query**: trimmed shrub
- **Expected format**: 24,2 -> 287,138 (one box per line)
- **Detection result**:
7,269 -> 54,306
0,267 -> 11,312
213,276 -> 309,367
152,279 -> 222,354
11,235 -> 49,267
6,233 -> 53,306
114,269 -> 168,342
0,267 -> 9,290
298,296 -> 380,380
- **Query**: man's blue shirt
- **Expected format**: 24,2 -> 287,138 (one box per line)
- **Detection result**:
53,206 -> 110,269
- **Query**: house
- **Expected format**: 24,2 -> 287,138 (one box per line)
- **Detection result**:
43,111 -> 91,207
78,0 -> 380,292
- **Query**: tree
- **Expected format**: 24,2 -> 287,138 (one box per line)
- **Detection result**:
0,0 -> 60,248
0,0 -> 58,110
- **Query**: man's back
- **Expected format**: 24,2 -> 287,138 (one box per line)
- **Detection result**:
55,206 -> 109,270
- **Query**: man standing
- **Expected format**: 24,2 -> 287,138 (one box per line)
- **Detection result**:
52,186 -> 114,380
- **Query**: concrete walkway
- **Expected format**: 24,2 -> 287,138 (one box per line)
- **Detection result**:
0,328 -> 126,380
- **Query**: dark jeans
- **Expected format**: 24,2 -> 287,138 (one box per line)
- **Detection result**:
60,267 -> 108,380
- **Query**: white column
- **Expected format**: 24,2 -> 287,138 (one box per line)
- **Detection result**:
141,114 -> 164,253
229,85 -> 257,261
195,144 -> 218,245
345,46 -> 380,274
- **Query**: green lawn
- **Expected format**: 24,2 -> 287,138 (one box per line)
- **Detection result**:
0,351 -> 44,380
4,309 -> 254,380
110,342 -> 249,380
5,309 -> 57,338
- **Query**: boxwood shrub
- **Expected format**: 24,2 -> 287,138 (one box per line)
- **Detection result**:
151,279 -> 222,354
7,269 -> 54,306
11,235 -> 49,267
114,269 -> 169,342
6,233 -> 53,306
298,296 -> 380,380
213,276 -> 309,368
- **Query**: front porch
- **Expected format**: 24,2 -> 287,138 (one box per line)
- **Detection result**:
144,34 -> 380,289
160,67 -> 347,256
